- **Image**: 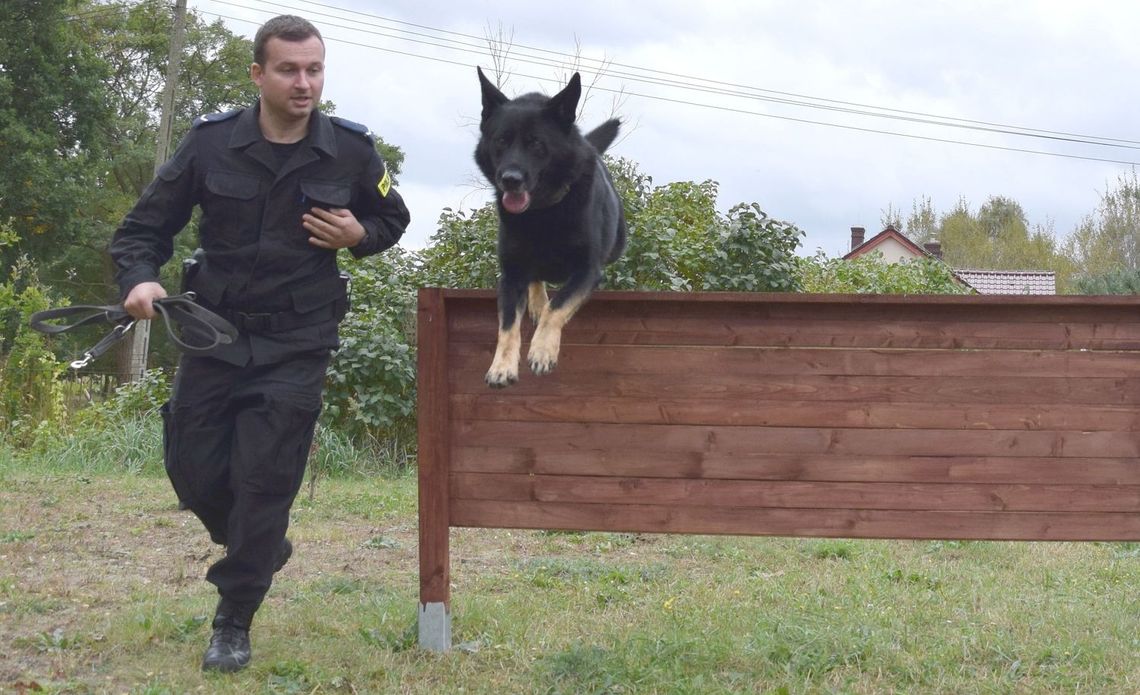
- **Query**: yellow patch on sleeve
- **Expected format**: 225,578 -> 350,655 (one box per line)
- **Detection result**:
376,168 -> 391,198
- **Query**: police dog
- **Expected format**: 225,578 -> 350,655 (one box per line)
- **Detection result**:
475,67 -> 627,388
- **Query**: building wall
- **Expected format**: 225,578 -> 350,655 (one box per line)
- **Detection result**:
860,237 -> 920,264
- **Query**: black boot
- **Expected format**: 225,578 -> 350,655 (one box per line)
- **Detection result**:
201,598 -> 257,673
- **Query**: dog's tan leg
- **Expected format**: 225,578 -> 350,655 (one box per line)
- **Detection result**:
527,282 -> 549,324
528,290 -> 588,376
486,302 -> 525,388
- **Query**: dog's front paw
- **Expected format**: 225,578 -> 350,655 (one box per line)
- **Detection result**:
527,329 -> 561,376
485,364 -> 518,389
528,351 -> 557,375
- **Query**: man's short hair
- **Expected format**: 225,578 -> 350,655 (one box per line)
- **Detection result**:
253,15 -> 323,66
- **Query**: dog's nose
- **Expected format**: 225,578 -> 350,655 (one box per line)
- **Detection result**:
499,169 -> 525,192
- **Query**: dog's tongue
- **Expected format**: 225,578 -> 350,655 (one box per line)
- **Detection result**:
501,191 -> 531,214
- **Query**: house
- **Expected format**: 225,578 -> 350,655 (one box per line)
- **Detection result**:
843,226 -> 1056,295
843,226 -> 932,264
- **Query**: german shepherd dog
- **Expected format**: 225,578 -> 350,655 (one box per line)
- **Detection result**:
475,67 -> 627,388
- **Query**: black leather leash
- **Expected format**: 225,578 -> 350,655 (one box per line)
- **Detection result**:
29,292 -> 238,369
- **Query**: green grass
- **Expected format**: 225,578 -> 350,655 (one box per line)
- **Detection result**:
4,438 -> 1140,693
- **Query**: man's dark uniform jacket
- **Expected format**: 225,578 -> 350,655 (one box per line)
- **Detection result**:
110,104 -> 410,365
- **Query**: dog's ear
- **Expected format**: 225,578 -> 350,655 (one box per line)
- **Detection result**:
477,67 -> 509,122
545,72 -> 581,129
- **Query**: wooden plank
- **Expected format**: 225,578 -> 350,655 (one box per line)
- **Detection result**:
451,449 -> 1140,485
448,369 -> 1140,405
438,287 -> 1140,310
445,295 -> 1140,351
449,315 -> 1140,351
449,342 -> 1140,379
417,288 -> 450,608
450,499 -> 1140,541
442,290 -> 1140,326
451,394 -> 1140,432
452,421 -> 1140,459
450,473 -> 1140,513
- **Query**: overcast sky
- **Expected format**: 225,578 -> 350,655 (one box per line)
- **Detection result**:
191,0 -> 1140,258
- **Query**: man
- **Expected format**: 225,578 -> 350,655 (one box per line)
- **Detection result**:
109,15 -> 409,672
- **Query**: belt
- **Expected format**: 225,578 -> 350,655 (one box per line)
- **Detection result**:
218,298 -> 345,334
29,292 -> 238,369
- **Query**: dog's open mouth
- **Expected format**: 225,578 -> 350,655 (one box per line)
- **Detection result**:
501,191 -> 531,214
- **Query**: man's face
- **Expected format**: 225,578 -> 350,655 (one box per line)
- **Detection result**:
251,35 -> 325,123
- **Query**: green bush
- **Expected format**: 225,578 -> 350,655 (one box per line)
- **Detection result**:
607,172 -> 719,291
702,203 -> 804,292
417,205 -> 499,289
606,158 -> 804,292
0,252 -> 67,445
78,368 -> 170,425
324,247 -> 420,442
798,252 -> 972,294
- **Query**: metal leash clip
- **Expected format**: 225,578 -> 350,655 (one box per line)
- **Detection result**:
69,320 -> 136,369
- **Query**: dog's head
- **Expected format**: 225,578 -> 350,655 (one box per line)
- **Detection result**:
474,67 -> 587,215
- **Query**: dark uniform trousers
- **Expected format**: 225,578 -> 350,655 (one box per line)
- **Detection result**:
161,350 -> 330,606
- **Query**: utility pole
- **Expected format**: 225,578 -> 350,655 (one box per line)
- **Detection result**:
126,0 -> 187,381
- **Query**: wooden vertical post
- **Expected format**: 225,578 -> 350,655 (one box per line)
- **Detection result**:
417,288 -> 451,651
126,0 -> 187,381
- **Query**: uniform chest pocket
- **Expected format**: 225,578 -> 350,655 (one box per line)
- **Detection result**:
300,179 -> 352,210
203,170 -> 262,246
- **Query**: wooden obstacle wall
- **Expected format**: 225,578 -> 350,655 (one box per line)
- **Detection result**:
416,288 -> 1140,649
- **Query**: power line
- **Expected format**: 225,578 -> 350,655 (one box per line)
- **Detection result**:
85,0 -> 1140,154
192,0 -> 1140,166
203,0 -> 1140,152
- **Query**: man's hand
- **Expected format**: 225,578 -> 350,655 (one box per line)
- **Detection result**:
303,207 -> 366,249
124,282 -> 167,320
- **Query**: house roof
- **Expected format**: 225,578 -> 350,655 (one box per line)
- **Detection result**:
954,269 -> 1056,295
842,226 -> 929,260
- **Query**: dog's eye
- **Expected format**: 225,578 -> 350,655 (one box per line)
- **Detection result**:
525,137 -> 547,156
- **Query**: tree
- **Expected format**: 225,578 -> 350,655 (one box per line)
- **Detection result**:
904,196 -> 938,244
880,203 -> 904,234
890,195 -> 1074,291
85,2 -> 261,199
0,1 -> 264,309
0,0 -> 114,289
1064,169 -> 1140,280
1074,268 -> 1140,295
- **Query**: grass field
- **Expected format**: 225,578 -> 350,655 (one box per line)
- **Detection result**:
5,451 -> 1140,694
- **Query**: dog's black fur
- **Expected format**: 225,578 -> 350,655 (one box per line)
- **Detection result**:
475,67 -> 626,388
